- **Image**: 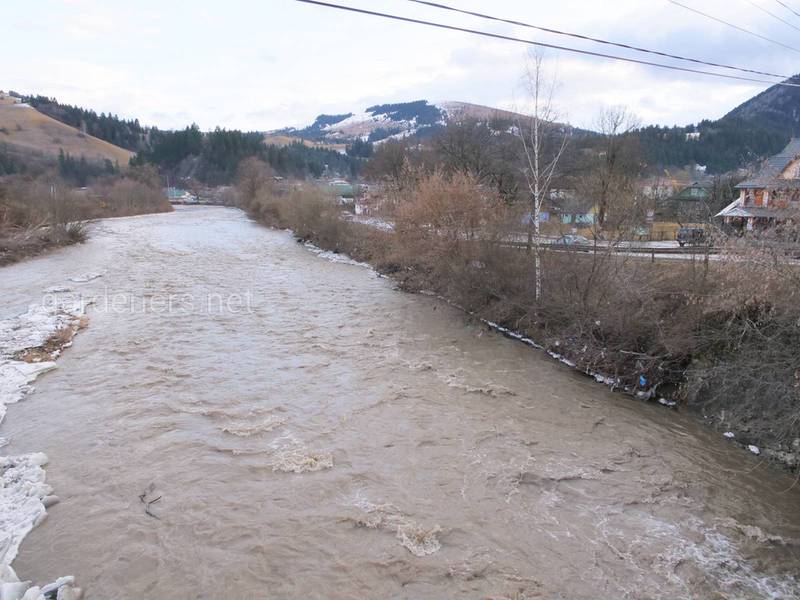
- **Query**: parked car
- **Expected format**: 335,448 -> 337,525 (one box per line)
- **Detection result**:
677,227 -> 707,247
556,234 -> 591,246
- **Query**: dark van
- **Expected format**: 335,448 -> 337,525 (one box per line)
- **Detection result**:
677,227 -> 707,247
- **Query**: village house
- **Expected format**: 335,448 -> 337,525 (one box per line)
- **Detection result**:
655,181 -> 713,223
536,189 -> 597,235
717,139 -> 800,232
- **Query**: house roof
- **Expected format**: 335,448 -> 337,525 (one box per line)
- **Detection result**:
717,200 -> 799,219
672,181 -> 712,201
543,189 -> 596,213
737,138 -> 800,189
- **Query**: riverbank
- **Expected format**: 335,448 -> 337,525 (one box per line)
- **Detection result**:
0,169 -> 173,267
0,291 -> 86,599
0,224 -> 86,267
238,185 -> 800,472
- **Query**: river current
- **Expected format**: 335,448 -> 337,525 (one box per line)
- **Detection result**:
1,207 -> 799,599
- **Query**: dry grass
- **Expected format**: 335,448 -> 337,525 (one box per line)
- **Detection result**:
262,134 -> 346,153
14,321 -> 85,362
0,172 -> 171,265
0,104 -> 133,165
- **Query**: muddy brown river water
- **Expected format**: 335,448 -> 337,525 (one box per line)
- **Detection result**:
1,207 -> 799,599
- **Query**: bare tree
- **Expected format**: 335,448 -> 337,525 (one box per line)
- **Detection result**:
236,157 -> 274,207
591,106 -> 640,232
516,51 -> 569,302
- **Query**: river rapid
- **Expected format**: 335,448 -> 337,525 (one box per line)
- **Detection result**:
1,206 -> 799,599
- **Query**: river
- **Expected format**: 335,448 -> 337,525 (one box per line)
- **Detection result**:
1,206 -> 799,599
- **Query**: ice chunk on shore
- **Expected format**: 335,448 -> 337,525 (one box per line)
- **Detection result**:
0,298 -> 86,598
0,297 -> 85,358
0,566 -> 81,600
0,453 -> 50,569
0,361 -> 56,426
0,297 -> 84,426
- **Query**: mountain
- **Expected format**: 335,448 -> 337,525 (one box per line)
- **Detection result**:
724,77 -> 800,135
0,93 -> 133,167
276,83 -> 800,175
273,100 -> 527,146
10,77 -> 800,178
633,76 -> 800,174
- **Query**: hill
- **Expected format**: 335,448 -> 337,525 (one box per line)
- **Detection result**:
275,86 -> 800,175
0,94 -> 133,166
724,77 -> 800,135
632,76 -> 800,174
273,100 -> 530,146
262,133 -> 347,154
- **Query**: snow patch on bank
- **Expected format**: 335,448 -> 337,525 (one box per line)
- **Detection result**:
1,454 -> 51,569
302,242 -> 371,269
0,295 -> 86,599
0,362 -> 56,426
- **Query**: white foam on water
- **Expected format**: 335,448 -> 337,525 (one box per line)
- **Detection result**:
0,295 -> 85,598
346,492 -> 443,557
220,415 -> 285,437
601,512 -> 800,598
68,272 -> 103,283
438,370 -> 516,398
396,521 -> 443,557
271,450 -> 333,473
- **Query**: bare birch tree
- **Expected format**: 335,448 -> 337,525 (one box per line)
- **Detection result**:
516,50 -> 569,302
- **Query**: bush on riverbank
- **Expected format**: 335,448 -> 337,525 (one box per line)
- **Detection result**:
237,164 -> 800,469
0,166 -> 172,265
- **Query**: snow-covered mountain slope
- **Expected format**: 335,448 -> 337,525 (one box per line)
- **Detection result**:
272,100 -> 526,145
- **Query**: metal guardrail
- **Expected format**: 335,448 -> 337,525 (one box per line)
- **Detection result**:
502,241 -> 718,256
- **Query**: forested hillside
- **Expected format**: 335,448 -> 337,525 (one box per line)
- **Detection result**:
632,75 -> 800,173
132,125 -> 361,183
635,118 -> 788,173
8,93 -> 363,183
13,92 -> 149,152
16,74 -> 800,180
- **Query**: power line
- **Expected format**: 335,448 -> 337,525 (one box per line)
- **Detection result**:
745,0 -> 800,33
774,0 -> 800,20
293,0 -> 800,88
406,0 -> 792,80
666,0 -> 800,54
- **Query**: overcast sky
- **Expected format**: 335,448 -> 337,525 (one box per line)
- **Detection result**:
3,0 -> 799,131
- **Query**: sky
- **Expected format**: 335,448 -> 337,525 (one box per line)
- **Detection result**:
3,0 -> 799,132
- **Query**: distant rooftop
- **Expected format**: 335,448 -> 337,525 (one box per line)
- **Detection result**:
737,139 -> 800,189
